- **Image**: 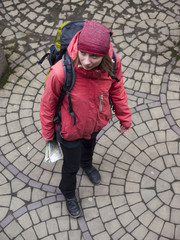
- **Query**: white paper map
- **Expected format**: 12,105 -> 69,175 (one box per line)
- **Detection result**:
44,140 -> 63,163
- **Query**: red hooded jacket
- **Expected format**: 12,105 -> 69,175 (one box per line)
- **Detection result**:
40,32 -> 131,141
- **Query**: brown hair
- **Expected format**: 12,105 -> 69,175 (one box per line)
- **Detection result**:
74,53 -> 114,76
100,54 -> 114,76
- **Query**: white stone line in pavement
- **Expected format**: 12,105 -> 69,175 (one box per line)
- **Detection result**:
0,194 -> 93,240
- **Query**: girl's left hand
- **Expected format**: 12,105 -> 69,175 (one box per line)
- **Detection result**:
120,125 -> 130,134
44,139 -> 52,144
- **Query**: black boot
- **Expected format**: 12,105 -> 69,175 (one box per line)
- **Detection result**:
83,166 -> 101,185
65,196 -> 81,218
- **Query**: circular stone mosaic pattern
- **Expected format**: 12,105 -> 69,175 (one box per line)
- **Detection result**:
0,0 -> 180,239
87,131 -> 180,239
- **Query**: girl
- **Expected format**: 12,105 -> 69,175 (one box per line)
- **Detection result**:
40,20 -> 131,218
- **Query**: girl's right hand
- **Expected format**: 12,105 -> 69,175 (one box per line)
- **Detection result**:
120,125 -> 130,134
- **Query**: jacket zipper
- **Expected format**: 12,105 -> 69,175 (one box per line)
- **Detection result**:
99,94 -> 103,112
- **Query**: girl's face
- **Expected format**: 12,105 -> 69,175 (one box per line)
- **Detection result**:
78,51 -> 103,70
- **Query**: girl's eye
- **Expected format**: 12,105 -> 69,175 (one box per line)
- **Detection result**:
80,51 -> 86,55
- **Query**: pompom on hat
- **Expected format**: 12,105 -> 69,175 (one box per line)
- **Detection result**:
78,20 -> 113,56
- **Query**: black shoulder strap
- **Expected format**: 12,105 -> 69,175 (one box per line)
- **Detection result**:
112,50 -> 116,74
111,51 -> 120,82
62,51 -> 76,125
54,51 -> 76,142
62,51 -> 76,91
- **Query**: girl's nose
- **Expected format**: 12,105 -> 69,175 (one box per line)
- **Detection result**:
84,55 -> 91,65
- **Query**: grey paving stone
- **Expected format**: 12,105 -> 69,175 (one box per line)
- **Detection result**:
126,219 -> 140,233
158,190 -> 173,205
145,166 -> 160,180
171,209 -> 180,224
149,217 -> 164,234
84,207 -> 99,221
155,205 -> 170,221
141,189 -> 156,203
87,217 -> 105,235
133,123 -> 150,136
10,196 -> 25,212
21,227 -> 37,240
95,196 -> 110,208
37,205 -> 50,221
118,211 -> 135,227
155,143 -> 168,155
46,219 -> 59,234
48,202 -> 61,218
1,143 -> 15,155
99,205 -> 116,222
136,152 -> 151,166
55,231 -> 68,240
34,222 -> 48,238
104,219 -> 121,235
119,233 -> 134,240
175,225 -> 180,240
17,212 -> 33,230
0,182 -> 11,195
29,210 -> 40,225
144,231 -> 159,240
97,135 -> 112,148
104,126 -> 120,140
95,185 -> 109,196
93,231 -> 111,240
4,220 -> 23,239
130,161 -> 145,174
114,135 -> 130,150
132,224 -> 148,240
100,160 -> 114,172
130,202 -> 147,217
69,230 -> 82,240
113,167 -> 127,179
110,184 -> 124,196
116,204 -> 130,215
150,157 -> 165,171
95,144 -> 107,156
11,178 -> 26,193
161,222 -> 175,239
32,188 -> 45,202
159,168 -> 175,182
147,197 -> 163,212
139,210 -> 155,227
79,186 -> 93,198
107,144 -> 122,158
126,143 -> 141,157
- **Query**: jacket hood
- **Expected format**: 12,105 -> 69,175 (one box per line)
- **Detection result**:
67,31 -> 114,61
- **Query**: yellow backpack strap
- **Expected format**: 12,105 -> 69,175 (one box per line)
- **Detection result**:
55,21 -> 70,50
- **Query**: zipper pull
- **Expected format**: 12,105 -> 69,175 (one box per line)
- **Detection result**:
99,94 -> 103,112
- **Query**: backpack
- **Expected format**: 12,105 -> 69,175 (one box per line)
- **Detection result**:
38,20 -> 118,142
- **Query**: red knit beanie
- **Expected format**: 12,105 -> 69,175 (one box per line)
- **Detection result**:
78,20 -> 113,56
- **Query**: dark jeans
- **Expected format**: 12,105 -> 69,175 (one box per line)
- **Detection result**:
59,132 -> 98,198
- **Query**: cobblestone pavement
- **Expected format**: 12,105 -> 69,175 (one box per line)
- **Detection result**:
0,0 -> 180,239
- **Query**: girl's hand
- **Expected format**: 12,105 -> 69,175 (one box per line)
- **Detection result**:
120,125 -> 130,134
44,139 -> 51,144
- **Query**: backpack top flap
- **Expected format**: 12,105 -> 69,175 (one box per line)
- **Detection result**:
60,20 -> 84,50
